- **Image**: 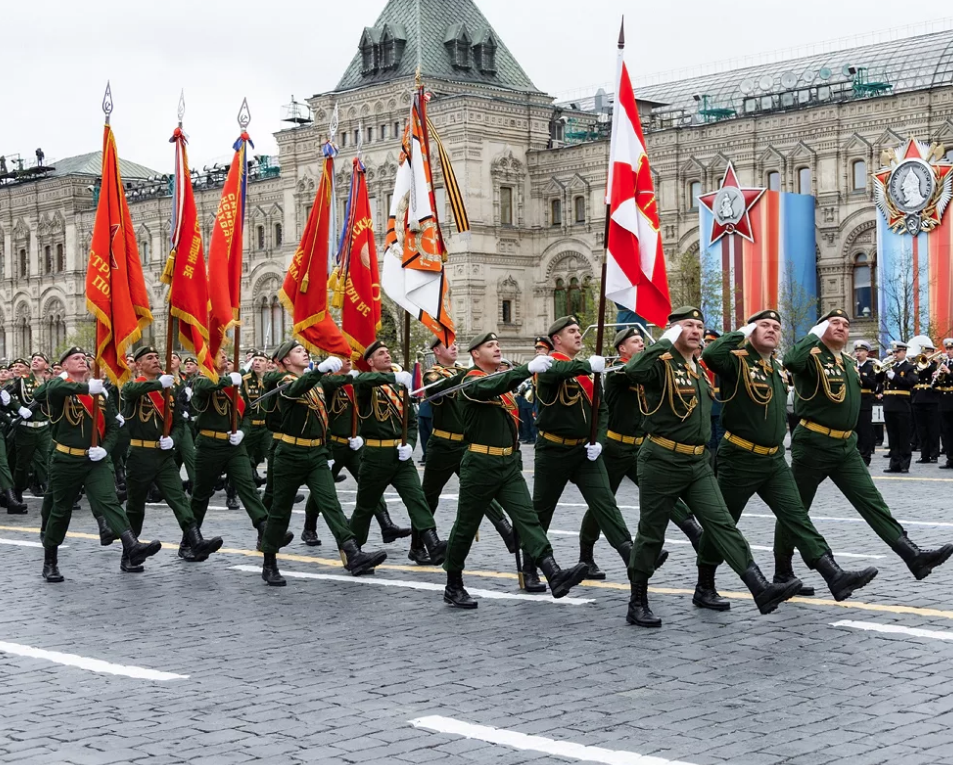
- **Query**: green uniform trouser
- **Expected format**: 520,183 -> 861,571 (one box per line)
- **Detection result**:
125,447 -> 197,536
533,440 -> 630,550
579,440 -> 692,546
112,426 -> 130,477
350,446 -> 436,545
176,424 -> 196,485
445,451 -> 551,572
44,452 -> 131,548
264,443 -> 355,554
304,441 -> 387,527
190,435 -> 268,529
629,440 -> 753,583
0,429 -> 15,490
701,440 -> 828,569
775,427 -> 905,556
14,424 -> 51,490
421,436 -> 510,526
245,426 -> 270,471
262,435 -> 279,511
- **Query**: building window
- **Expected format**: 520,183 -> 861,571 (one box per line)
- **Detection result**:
554,277 -> 567,317
354,129 -> 360,147
853,253 -> 874,319
574,196 -> 586,223
501,299 -> 512,323
500,186 -> 513,225
55,243 -> 64,272
550,198 -> 562,226
367,127 -> 374,143
274,223 -> 283,248
394,121 -> 401,140
689,181 -> 701,209
18,249 -> 27,278
568,277 -> 585,314
380,124 -> 387,141
44,245 -> 52,274
139,238 -> 149,264
797,167 -> 812,194
340,132 -> 347,148
851,159 -> 867,192
767,171 -> 781,191
257,225 -> 265,250
15,313 -> 31,356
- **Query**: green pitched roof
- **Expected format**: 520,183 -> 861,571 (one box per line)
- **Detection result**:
334,0 -> 538,93
47,152 -> 158,180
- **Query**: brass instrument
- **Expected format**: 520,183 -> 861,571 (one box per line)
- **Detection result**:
867,355 -> 897,373
915,350 -> 945,371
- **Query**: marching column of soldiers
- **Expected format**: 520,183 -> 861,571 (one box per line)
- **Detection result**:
5,305 -> 953,627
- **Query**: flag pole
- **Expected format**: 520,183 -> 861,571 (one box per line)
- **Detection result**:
588,22 -> 624,446
231,98 -> 251,434
162,90 -> 186,437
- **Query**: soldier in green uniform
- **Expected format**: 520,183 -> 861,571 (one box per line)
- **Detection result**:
0,380 -> 27,513
418,337 -> 515,564
261,340 -> 387,585
242,350 -> 271,486
8,356 -> 52,501
695,310 -> 877,608
776,309 -> 953,582
36,347 -> 162,581
528,316 -> 634,592
350,340 -> 449,565
577,327 -> 703,579
170,352 -> 197,492
626,307 -> 804,627
121,346 -> 222,568
442,332 -> 588,608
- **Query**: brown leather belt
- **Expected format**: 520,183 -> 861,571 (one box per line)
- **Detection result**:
539,431 -> 587,446
648,435 -> 705,456
799,419 -> 852,439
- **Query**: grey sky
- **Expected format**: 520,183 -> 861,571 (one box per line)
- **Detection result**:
5,1 -> 950,173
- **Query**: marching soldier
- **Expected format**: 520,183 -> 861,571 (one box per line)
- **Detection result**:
577,327 -> 703,579
937,339 -> 953,469
777,310 -> 953,582
881,341 -> 916,473
419,337 -> 516,563
854,340 -> 878,466
625,307 -> 803,627
170,353 -> 197,491
35,347 -> 162,581
0,380 -> 26,512
696,310 -> 876,608
442,332 -> 588,608
242,350 -> 271,486
349,340 -> 449,565
7,356 -> 51,501
913,341 -> 941,464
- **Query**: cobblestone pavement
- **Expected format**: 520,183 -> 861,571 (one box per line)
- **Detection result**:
2,441 -> 953,765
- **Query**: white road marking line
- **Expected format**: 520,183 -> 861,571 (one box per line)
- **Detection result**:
0,641 -> 188,681
230,566 -> 592,605
409,715 -> 697,765
746,512 -> 953,528
832,620 -> 953,641
0,538 -> 67,549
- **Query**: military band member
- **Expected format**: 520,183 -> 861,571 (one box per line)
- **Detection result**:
577,327 -> 702,579
777,309 -> 953,582
0,380 -> 26,513
937,339 -> 953,469
7,356 -> 51,501
442,332 -> 588,608
913,342 -> 941,464
36,348 -> 162,581
697,310 -> 876,607
853,340 -> 878,466
625,307 -> 803,627
880,341 -> 916,474
349,340 -> 449,565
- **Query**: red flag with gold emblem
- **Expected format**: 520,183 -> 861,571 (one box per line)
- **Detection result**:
85,124 -> 153,386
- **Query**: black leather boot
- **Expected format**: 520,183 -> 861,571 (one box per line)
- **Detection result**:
294,493 -> 305,504
301,523 -> 321,547
813,552 -> 878,601
185,524 -> 223,563
892,534 -> 953,580
618,540 -> 664,571
261,552 -> 286,586
42,546 -> 64,582
119,530 -> 161,568
97,515 -> 117,546
420,528 -> 447,566
253,469 -> 266,487
4,488 -> 27,514
772,553 -> 815,596
626,580 -> 661,627
178,534 -> 196,562
255,521 -> 294,552
340,539 -> 387,576
489,513 -> 517,554
692,564 -> 730,611
742,563 -> 801,614
538,556 -> 588,599
578,540 -> 606,580
678,516 -> 704,552
521,555 -> 547,593
443,570 -> 477,609
375,507 -> 411,543
120,551 -> 144,573
407,529 -> 432,565
225,483 -> 240,511
13,487 -> 23,504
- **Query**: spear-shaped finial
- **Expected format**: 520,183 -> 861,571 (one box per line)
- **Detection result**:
237,97 -> 251,130
177,88 -> 186,128
329,103 -> 339,143
102,81 -> 114,125
357,120 -> 364,161
618,17 -> 625,49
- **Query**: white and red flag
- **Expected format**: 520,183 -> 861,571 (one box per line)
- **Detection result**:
604,24 -> 671,326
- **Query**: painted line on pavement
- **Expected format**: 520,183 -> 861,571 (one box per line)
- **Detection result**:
745,513 -> 953,529
0,641 -> 188,680
832,620 -> 953,642
0,538 -> 67,549
409,715 -> 696,765
230,565 -> 592,605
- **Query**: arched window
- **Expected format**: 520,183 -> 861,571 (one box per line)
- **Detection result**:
18,249 -> 27,278
259,296 -> 272,349
851,159 -> 867,192
271,296 -> 285,343
574,196 -> 586,223
797,167 -> 812,194
767,171 -> 781,191
139,238 -> 150,264
853,253 -> 874,319
274,223 -> 283,248
550,199 -> 561,226
257,225 -> 265,250
45,301 -> 66,353
553,277 -> 567,318
43,245 -> 52,274
568,277 -> 583,315
14,308 -> 31,356
55,243 -> 64,272
689,181 -> 701,209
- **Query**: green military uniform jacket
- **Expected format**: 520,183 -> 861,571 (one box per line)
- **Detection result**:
534,353 -> 607,441
276,368 -> 331,441
322,374 -> 356,440
243,373 -> 268,426
702,330 -> 788,448
8,373 -> 50,422
191,375 -> 252,435
121,378 -> 186,445
605,358 -> 646,439
785,334 -> 860,431
354,372 -> 418,448
261,370 -> 285,434
36,376 -> 118,453
459,366 -> 527,448
424,364 -> 468,435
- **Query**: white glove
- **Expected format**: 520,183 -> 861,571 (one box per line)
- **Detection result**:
115,414 -> 125,427
528,355 -> 553,374
394,371 -> 413,388
182,412 -> 190,421
740,323 -> 757,339
184,386 -> 193,401
87,446 -> 107,462
327,459 -> 335,470
587,355 -> 606,374
88,378 -> 105,395
318,357 -> 343,374
228,372 -> 242,387
887,370 -> 896,380
348,436 -> 364,451
159,435 -> 174,450
159,374 -> 175,389
228,430 -> 245,446
349,369 -> 360,378
102,388 -> 109,401
809,320 -> 830,338
0,390 -> 9,406
59,371 -> 69,380
397,443 -> 413,461
17,406 -> 32,420
586,442 -> 603,461
661,324 -> 683,344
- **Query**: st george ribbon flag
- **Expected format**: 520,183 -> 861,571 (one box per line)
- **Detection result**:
604,26 -> 671,328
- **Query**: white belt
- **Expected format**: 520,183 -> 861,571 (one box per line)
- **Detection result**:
19,420 -> 49,429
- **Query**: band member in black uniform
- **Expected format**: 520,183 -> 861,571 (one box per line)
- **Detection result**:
935,339 -> 953,469
854,340 -> 878,466
913,342 -> 941,464
881,342 -> 916,474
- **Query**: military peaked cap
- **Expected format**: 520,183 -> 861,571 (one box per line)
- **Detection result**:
854,340 -> 872,352
534,335 -> 554,351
